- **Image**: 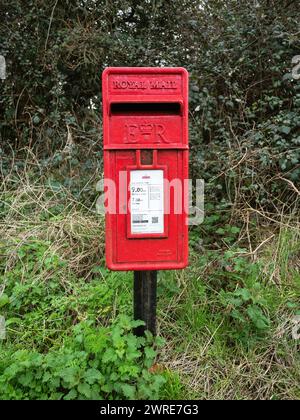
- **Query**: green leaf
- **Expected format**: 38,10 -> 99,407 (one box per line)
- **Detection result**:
247,305 -> 270,330
235,288 -> 251,302
286,301 -> 298,309
33,115 -> 40,124
102,347 -> 117,363
78,382 -> 92,398
84,368 -> 103,385
64,388 -> 77,400
231,309 -> 246,323
144,347 -> 157,368
229,226 -> 240,234
144,346 -> 156,360
18,372 -> 34,387
60,367 -> 79,386
280,126 -> 291,134
216,228 -> 225,235
120,383 -> 136,399
0,293 -> 9,308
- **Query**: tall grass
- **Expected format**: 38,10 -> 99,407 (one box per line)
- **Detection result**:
0,150 -> 299,399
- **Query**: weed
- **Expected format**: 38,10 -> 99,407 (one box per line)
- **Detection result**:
0,316 -> 165,400
0,162 -> 299,400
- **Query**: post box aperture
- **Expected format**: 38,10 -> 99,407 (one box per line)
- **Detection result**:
102,67 -> 188,270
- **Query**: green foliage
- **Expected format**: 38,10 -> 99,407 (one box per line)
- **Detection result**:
160,370 -> 193,400
0,239 -> 130,350
1,0 -> 300,401
0,237 -> 165,400
0,186 -> 299,399
0,316 -> 165,400
220,285 -> 270,333
158,241 -> 300,398
1,0 -> 300,217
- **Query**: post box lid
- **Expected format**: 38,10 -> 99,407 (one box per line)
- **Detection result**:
102,67 -> 188,150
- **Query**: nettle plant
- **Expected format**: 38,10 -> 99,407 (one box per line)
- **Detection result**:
0,316 -> 165,400
217,253 -> 271,343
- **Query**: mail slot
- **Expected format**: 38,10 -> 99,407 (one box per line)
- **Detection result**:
102,67 -> 189,270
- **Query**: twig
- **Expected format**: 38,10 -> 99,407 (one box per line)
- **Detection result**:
252,234 -> 275,255
211,148 -> 248,181
44,0 -> 59,52
235,234 -> 275,258
246,207 -> 299,229
277,176 -> 300,196
246,211 -> 253,255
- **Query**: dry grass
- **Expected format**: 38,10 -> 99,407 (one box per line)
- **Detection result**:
158,225 -> 300,400
1,151 -> 299,400
160,327 -> 300,399
1,157 -> 104,281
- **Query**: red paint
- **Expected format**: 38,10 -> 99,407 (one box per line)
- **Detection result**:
102,67 -> 189,270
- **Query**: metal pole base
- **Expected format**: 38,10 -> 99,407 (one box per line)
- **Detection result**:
133,270 -> 157,337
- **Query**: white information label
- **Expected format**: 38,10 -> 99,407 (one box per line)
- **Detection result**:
130,170 -> 164,234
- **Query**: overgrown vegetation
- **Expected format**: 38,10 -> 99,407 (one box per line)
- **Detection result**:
0,170 -> 166,399
0,160 -> 299,399
0,316 -> 164,400
0,0 -> 300,400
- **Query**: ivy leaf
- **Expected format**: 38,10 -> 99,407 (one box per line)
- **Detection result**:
280,126 -> 291,134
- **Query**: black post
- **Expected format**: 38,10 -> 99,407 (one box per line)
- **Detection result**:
133,270 -> 157,337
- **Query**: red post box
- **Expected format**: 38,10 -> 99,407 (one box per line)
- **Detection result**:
102,67 -> 189,271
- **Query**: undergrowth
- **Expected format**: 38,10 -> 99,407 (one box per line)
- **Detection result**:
0,157 -> 299,400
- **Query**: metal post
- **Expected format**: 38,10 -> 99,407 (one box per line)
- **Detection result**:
133,270 -> 157,337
